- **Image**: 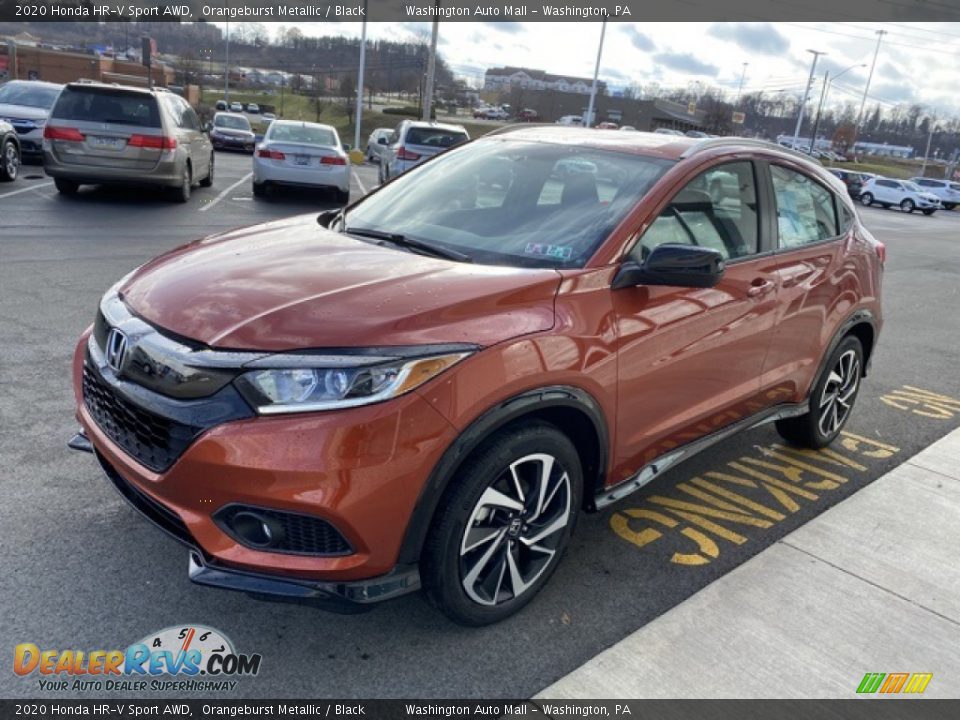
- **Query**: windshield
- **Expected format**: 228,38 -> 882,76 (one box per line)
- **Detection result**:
345,139 -> 673,268
0,82 -> 60,109
951,183 -> 960,192
215,114 -> 251,130
268,123 -> 337,147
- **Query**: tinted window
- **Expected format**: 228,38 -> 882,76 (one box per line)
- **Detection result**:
0,81 -> 60,109
346,140 -> 672,268
771,165 -> 838,248
839,203 -> 856,234
405,127 -> 468,148
51,87 -> 160,127
633,161 -> 759,262
876,179 -> 897,189
267,123 -> 337,147
214,114 -> 251,130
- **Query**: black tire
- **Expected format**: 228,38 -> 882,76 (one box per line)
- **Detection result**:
922,209 -> 936,216
859,192 -> 873,206
172,164 -> 191,203
199,153 -> 214,187
421,421 -> 583,626
378,163 -> 386,185
900,198 -> 915,213
335,189 -> 350,206
54,178 -> 79,195
776,335 -> 864,449
881,203 -> 891,209
0,139 -> 20,182
945,203 -> 956,211
252,180 -> 268,198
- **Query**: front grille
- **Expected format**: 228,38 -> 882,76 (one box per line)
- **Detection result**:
82,363 -> 200,473
215,505 -> 353,556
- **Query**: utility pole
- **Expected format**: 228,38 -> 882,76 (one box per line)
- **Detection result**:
354,3 -> 368,150
585,20 -> 607,127
921,114 -> 935,176
792,49 -> 826,149
736,62 -> 748,105
224,21 -> 230,103
809,71 -> 829,154
853,29 -> 886,160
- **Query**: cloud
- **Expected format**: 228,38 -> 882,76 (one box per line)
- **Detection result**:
880,62 -> 906,82
621,26 -> 655,52
602,67 -> 631,82
653,52 -> 719,77
873,82 -> 917,104
484,22 -> 524,34
708,23 -> 790,56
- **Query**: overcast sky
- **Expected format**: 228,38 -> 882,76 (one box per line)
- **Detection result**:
257,21 -> 960,116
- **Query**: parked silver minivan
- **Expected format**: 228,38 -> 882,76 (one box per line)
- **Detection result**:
42,82 -> 214,202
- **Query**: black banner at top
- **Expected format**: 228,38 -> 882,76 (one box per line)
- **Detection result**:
1,0 -> 960,22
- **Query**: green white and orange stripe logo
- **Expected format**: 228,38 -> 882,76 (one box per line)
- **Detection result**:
857,672 -> 933,694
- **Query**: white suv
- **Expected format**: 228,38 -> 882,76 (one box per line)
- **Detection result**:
859,177 -> 941,215
379,121 -> 469,183
909,177 -> 960,210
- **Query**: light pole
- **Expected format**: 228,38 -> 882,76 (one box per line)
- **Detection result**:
809,63 -> 866,154
223,21 -> 230,104
735,62 -> 748,106
585,20 -> 607,127
854,30 -> 886,148
921,114 -> 936,176
354,2 -> 368,150
422,19 -> 439,122
792,49 -> 826,149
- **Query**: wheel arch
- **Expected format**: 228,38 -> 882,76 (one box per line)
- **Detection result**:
809,309 -> 878,401
397,385 -> 609,565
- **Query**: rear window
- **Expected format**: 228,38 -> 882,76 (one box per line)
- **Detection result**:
268,123 -> 337,147
405,127 -> 468,148
51,87 -> 160,127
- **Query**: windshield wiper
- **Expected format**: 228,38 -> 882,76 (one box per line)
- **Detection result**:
344,226 -> 472,263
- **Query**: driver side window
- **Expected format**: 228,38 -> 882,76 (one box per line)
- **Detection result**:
630,161 -> 759,262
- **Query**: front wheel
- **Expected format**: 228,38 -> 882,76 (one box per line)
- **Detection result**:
900,198 -> 915,213
0,139 -> 20,182
421,421 -> 583,626
54,178 -> 79,195
860,192 -> 873,206
776,335 -> 864,449
944,203 -> 956,211
922,209 -> 936,216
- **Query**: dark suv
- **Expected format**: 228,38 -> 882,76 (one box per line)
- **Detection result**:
70,129 -> 883,625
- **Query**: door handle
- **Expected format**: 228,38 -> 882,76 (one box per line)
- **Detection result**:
747,279 -> 776,297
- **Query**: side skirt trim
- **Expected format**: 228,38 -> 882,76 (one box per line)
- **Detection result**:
594,402 -> 808,510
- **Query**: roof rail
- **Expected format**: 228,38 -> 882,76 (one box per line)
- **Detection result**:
680,136 -> 816,162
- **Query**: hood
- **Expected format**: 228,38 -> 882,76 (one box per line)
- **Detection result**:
920,193 -> 940,202
213,127 -> 254,138
0,103 -> 48,122
120,214 -> 560,351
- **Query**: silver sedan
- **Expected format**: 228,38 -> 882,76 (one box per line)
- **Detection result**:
252,120 -> 350,204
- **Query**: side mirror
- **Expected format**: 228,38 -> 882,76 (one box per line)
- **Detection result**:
377,137 -> 388,145
612,244 -> 725,290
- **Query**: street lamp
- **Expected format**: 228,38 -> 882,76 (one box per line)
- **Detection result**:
792,49 -> 826,149
809,63 -> 866,154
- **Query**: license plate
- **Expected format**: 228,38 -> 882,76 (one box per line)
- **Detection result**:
295,155 -> 310,166
88,136 -> 125,149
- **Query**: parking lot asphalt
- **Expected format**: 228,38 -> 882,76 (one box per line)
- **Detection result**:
1,152 -> 959,699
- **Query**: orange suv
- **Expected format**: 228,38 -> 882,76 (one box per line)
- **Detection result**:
70,128 -> 883,625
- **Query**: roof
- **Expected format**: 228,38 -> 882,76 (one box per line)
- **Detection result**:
404,120 -> 468,133
482,125 -> 825,165
65,80 -> 158,95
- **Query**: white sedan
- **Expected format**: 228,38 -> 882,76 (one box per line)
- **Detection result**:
252,120 -> 350,204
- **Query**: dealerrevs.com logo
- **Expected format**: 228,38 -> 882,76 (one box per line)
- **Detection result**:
14,625 -> 262,693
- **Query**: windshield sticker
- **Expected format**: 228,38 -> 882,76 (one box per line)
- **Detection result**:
525,243 -> 573,260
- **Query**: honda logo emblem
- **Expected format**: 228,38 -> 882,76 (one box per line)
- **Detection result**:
105,328 -> 128,371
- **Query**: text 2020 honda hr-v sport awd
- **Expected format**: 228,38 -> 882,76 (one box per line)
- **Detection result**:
70,127 -> 883,625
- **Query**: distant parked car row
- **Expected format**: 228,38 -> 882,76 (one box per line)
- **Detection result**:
214,99 -> 264,115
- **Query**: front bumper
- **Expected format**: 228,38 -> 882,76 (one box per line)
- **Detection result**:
70,328 -> 458,605
71,434 -> 419,612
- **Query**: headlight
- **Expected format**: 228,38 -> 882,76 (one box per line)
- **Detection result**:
235,352 -> 471,414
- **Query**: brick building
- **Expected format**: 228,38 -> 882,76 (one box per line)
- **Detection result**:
1,40 -> 173,88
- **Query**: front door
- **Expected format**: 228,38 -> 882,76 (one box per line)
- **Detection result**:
611,160 -> 780,483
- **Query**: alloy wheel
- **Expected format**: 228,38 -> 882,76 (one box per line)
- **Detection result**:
459,453 -> 572,606
818,349 -> 860,437
4,142 -> 18,180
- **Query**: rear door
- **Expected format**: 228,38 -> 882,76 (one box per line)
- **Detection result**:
758,161 -> 849,402
47,86 -> 164,170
